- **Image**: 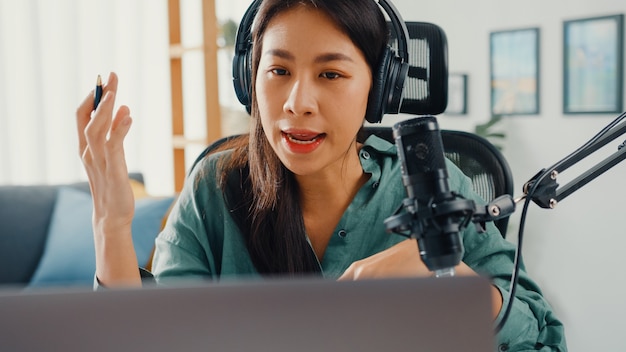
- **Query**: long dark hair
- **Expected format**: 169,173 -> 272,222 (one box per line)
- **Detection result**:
218,0 -> 388,275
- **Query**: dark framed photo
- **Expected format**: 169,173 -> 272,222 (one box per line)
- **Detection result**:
563,14 -> 624,114
446,73 -> 468,115
490,27 -> 540,115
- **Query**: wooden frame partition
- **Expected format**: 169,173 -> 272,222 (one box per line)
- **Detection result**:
168,0 -> 222,192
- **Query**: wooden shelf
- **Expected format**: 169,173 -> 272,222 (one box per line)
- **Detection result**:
167,0 -> 222,192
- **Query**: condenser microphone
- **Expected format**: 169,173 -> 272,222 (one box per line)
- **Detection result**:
390,116 -> 474,277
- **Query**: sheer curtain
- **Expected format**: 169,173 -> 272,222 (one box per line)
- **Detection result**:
0,0 -> 174,195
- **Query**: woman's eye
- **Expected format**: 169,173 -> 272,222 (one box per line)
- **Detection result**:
321,72 -> 341,80
271,68 -> 288,76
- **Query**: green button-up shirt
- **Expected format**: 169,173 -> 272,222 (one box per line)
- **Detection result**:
152,135 -> 567,351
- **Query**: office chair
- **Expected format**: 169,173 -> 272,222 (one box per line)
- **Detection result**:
192,21 -> 514,237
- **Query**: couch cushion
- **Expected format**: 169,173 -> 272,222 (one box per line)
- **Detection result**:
0,185 -> 58,284
28,186 -> 174,287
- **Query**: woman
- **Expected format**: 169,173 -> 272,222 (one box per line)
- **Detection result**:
76,0 -> 566,350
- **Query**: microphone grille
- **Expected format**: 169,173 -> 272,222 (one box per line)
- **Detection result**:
393,116 -> 446,175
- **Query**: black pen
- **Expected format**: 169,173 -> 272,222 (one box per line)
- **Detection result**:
93,75 -> 103,110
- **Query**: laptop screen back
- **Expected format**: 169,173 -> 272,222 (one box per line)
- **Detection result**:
0,276 -> 494,352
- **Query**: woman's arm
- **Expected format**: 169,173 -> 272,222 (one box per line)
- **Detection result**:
76,72 -> 141,287
337,238 -> 503,320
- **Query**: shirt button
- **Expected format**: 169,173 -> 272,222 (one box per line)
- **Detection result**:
498,343 -> 509,351
360,151 -> 370,160
338,230 -> 347,238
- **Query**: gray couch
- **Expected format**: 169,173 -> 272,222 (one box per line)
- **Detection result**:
0,174 -> 174,288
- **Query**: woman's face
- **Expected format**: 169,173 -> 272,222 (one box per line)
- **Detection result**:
255,6 -> 372,178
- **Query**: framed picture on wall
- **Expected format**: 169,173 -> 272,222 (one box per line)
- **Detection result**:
563,14 -> 624,114
490,27 -> 540,115
446,73 -> 468,115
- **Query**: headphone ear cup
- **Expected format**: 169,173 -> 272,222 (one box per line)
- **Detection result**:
232,0 -> 260,112
232,45 -> 252,109
365,47 -> 409,123
385,55 -> 409,115
365,48 -> 392,124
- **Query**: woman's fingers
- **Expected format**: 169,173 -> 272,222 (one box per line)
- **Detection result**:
81,73 -> 121,165
337,239 -> 431,281
76,72 -> 119,151
84,90 -> 116,159
109,105 -> 132,145
87,73 -> 118,143
105,105 -> 133,175
76,89 -> 95,157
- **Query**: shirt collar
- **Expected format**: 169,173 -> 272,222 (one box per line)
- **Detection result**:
361,133 -> 397,156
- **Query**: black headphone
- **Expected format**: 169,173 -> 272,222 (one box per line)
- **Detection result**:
232,0 -> 410,124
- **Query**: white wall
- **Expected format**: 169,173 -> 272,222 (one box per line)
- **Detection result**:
385,0 -> 626,350
0,0 -> 175,192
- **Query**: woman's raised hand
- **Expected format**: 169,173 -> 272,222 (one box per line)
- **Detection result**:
76,72 -> 141,286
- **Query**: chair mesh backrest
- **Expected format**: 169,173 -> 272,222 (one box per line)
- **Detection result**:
440,131 -> 512,200
441,131 -> 513,236
389,21 -> 448,116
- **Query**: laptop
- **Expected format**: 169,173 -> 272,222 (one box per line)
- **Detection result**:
0,276 -> 494,352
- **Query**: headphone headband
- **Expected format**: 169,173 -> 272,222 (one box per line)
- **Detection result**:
377,0 -> 408,62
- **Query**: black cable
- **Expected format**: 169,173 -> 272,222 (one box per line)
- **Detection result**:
494,173 -> 537,332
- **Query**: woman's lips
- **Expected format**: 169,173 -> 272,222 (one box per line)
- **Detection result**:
281,131 -> 326,153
